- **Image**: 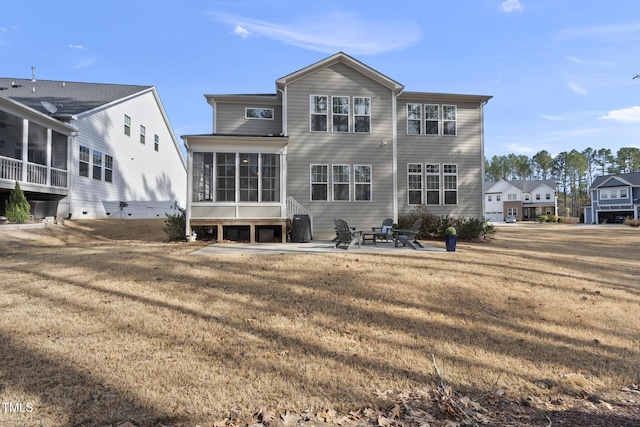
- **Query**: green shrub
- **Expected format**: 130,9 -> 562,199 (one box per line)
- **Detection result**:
550,215 -> 559,223
538,215 -> 549,222
163,209 -> 186,242
5,182 -> 31,223
398,206 -> 488,240
444,226 -> 457,236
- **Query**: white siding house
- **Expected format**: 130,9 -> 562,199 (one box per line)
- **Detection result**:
483,179 -> 557,222
0,78 -> 186,220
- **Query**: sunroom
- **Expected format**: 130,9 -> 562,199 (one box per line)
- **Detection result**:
183,134 -> 289,243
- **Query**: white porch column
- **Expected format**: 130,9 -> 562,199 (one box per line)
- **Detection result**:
21,119 -> 28,181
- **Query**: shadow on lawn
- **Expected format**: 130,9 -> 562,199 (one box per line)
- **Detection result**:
1,222 -> 640,425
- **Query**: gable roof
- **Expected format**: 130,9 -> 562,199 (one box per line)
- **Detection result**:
591,172 -> 640,189
484,179 -> 556,194
276,52 -> 404,93
0,78 -> 151,117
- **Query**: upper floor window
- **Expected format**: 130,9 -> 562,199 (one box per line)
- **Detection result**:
496,195 -> 501,201
487,195 -> 492,202
124,115 -> 131,136
140,125 -> 146,144
310,95 -> 328,132
620,188 -> 628,198
332,96 -> 350,133
245,108 -> 274,120
507,193 -> 517,201
536,194 -> 541,200
79,146 -> 90,177
353,97 -> 371,133
354,165 -> 371,201
105,155 -> 113,183
407,104 -> 422,135
442,105 -> 457,135
425,104 -> 439,135
525,194 -> 530,201
545,193 -> 551,200
92,150 -> 102,180
154,134 -> 159,152
600,191 -> 608,199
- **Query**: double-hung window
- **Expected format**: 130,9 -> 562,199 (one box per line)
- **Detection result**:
332,165 -> 350,201
92,150 -> 102,180
310,165 -> 329,201
425,104 -> 439,135
354,165 -> 371,201
124,115 -> 131,136
442,105 -> 457,135
105,155 -> 113,183
140,125 -> 146,144
620,188 -> 628,198
353,97 -> 371,133
408,163 -> 423,205
443,164 -> 457,205
407,104 -> 422,135
154,134 -> 159,151
425,164 -> 440,205
310,96 -> 328,132
79,146 -> 90,177
332,96 -> 349,132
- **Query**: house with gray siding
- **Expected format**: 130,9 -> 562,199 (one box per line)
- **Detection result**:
584,172 -> 640,224
0,77 -> 186,220
183,52 -> 491,241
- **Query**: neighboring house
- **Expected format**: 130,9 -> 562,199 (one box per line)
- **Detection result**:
584,172 -> 640,224
182,52 -> 491,241
483,179 -> 557,222
0,77 -> 186,220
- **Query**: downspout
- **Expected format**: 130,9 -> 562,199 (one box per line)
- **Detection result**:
184,138 -> 193,240
480,99 -> 488,220
392,90 -> 400,223
278,86 -> 288,219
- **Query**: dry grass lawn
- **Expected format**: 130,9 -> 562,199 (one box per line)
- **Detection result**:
1,219 -> 639,426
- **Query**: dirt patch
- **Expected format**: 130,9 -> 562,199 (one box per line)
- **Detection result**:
1,220 -> 639,426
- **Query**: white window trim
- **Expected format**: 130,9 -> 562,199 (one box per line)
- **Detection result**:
331,96 -> 350,133
140,125 -> 146,144
353,97 -> 371,134
310,164 -> 329,201
245,107 -> 274,120
407,103 -> 422,135
425,163 -> 441,206
332,164 -> 351,202
309,95 -> 328,133
407,163 -> 424,205
443,163 -> 458,205
79,145 -> 90,178
424,104 -> 440,135
354,164 -> 372,202
105,154 -> 113,183
442,105 -> 457,136
124,114 -> 131,136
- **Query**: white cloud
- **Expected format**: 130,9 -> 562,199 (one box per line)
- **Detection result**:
599,106 -> 640,123
500,0 -> 523,13
504,142 -> 534,154
233,26 -> 250,38
540,115 -> 565,121
209,11 -> 420,54
68,44 -> 86,50
568,82 -> 588,96
559,22 -> 640,40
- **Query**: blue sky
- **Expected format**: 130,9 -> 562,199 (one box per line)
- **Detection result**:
2,0 -> 639,159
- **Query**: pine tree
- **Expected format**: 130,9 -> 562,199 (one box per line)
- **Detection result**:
5,182 -> 31,223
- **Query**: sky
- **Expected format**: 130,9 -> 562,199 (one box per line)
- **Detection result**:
1,0 -> 639,159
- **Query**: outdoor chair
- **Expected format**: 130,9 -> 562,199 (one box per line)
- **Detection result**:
393,219 -> 424,249
362,217 -> 393,244
333,218 -> 362,250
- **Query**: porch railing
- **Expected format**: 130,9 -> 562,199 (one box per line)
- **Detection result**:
0,155 -> 68,188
